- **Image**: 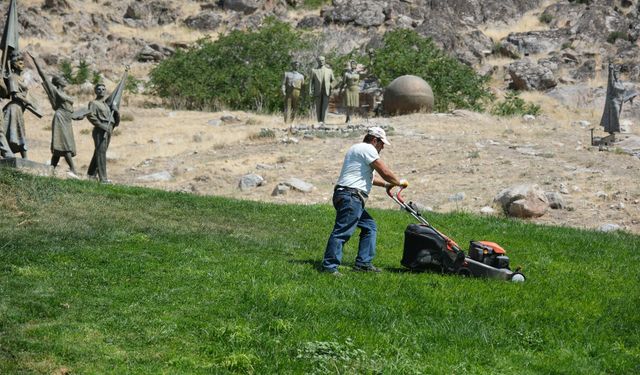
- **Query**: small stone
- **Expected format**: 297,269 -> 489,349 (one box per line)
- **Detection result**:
523,114 -> 536,122
596,191 -> 608,199
480,206 -> 495,215
448,192 -> 465,202
598,223 -> 621,232
137,171 -> 173,182
272,183 -> 289,196
239,173 -> 264,191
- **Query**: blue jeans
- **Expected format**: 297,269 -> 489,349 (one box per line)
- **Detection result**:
322,190 -> 377,272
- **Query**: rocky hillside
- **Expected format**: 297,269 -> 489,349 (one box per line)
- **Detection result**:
13,1 -> 640,96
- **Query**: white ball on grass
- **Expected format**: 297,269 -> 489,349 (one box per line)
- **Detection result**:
511,274 -> 525,282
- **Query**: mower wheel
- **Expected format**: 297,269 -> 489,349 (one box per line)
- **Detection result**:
457,267 -> 472,277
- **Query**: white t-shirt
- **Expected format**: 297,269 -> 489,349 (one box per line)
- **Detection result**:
335,142 -> 379,194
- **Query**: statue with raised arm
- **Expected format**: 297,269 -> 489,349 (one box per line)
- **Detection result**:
340,60 -> 360,123
2,52 -> 41,159
310,56 -> 335,125
29,52 -> 78,177
600,63 -> 637,134
282,60 -> 304,124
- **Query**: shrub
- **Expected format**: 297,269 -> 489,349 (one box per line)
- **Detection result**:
539,13 -> 553,24
59,59 -> 91,84
149,18 -> 309,112
491,91 -> 541,117
369,29 -> 493,112
607,31 -> 628,44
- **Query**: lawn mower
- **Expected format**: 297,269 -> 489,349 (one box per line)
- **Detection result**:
387,186 -> 526,282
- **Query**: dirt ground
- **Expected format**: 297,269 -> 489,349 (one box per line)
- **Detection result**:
20,102 -> 640,235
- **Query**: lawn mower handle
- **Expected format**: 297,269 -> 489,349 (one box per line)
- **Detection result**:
386,186 -> 430,226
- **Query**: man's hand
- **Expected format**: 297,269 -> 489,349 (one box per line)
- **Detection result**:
399,179 -> 409,188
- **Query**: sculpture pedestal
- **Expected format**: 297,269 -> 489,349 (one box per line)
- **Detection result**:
0,157 -> 53,176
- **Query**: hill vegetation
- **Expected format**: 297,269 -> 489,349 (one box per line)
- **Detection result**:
1,169 -> 638,373
148,21 -> 497,113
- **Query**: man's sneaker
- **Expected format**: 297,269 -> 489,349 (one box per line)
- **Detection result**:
353,264 -> 382,273
323,268 -> 343,277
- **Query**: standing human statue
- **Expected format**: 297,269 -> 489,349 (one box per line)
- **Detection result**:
2,53 -> 40,159
281,61 -> 305,124
29,53 -> 78,177
600,63 -> 637,134
340,60 -> 360,123
310,56 -> 335,125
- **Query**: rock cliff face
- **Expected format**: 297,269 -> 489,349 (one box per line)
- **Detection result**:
5,1 -> 640,89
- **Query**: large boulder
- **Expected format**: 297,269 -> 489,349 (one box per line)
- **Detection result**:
507,59 -> 557,91
494,184 -> 549,218
184,11 -> 223,30
322,0 -> 386,28
383,75 -> 434,115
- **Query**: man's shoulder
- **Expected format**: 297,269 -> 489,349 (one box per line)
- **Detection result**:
349,142 -> 377,155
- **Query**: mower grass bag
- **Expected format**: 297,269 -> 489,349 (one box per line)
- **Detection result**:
402,224 -> 465,273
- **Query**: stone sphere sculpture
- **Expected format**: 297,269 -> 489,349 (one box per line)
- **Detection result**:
383,75 -> 434,115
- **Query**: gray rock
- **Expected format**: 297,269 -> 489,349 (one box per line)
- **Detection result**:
494,183 -> 549,218
239,173 -> 265,191
322,1 -> 386,28
222,0 -> 260,14
598,223 -> 621,232
184,11 -> 222,30
545,191 -> 566,209
208,119 -> 222,126
283,177 -> 314,193
407,201 -> 432,215
137,171 -> 173,182
507,59 -> 557,91
297,16 -> 324,29
480,206 -> 495,215
271,183 -> 290,196
449,192 -> 466,202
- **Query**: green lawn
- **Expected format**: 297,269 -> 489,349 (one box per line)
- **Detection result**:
0,169 -> 638,374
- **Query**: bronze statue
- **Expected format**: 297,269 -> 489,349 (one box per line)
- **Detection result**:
340,60 -> 360,123
83,67 -> 129,183
29,53 -> 78,177
2,53 -> 40,159
600,63 -> 637,135
85,83 -> 112,183
310,56 -> 335,125
281,61 -> 304,124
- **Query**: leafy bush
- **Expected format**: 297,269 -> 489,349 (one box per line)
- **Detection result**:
302,0 -> 330,9
607,31 -> 628,44
369,29 -> 493,112
59,59 -> 91,84
149,18 -> 309,112
491,91 -> 541,117
539,13 -> 553,24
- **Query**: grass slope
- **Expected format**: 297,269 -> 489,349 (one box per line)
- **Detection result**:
0,169 -> 638,374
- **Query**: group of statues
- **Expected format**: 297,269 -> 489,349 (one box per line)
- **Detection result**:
282,56 -> 361,125
0,52 -> 127,184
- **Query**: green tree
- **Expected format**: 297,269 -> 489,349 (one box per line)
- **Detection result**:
150,19 -> 309,112
369,29 -> 493,112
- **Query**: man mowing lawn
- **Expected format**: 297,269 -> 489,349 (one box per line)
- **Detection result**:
322,127 -> 408,276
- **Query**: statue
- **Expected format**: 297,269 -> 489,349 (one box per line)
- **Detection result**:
310,56 -> 335,125
600,63 -> 637,135
339,60 -> 360,123
281,60 -> 304,124
29,53 -> 78,177
1,53 -> 41,159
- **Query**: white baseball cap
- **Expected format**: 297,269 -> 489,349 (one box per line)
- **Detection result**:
367,126 -> 390,145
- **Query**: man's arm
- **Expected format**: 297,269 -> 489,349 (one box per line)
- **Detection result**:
370,159 -> 406,187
